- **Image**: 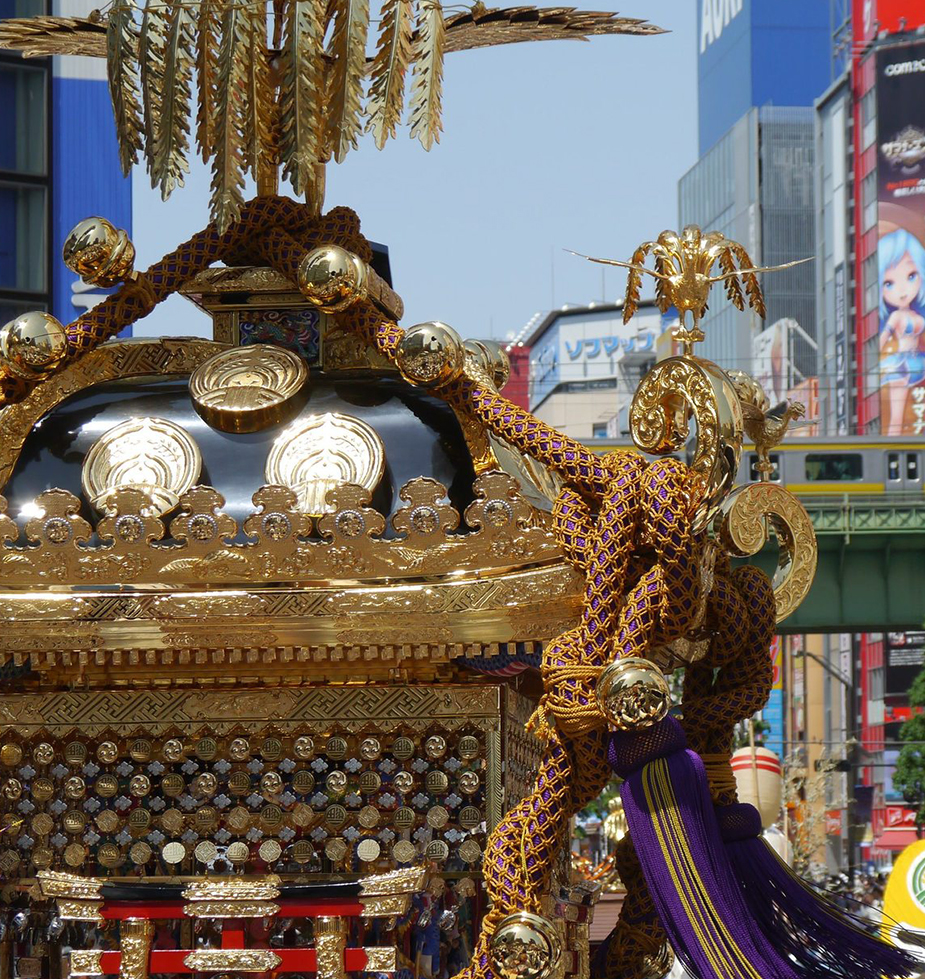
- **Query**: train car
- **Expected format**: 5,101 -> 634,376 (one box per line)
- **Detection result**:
581,436 -> 924,495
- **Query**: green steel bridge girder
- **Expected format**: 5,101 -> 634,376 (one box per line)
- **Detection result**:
743,495 -> 925,633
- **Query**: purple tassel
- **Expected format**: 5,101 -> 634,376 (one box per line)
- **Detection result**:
717,803 -> 916,979
609,717 -> 799,979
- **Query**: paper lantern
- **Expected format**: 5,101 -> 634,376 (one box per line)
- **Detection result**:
731,747 -> 782,829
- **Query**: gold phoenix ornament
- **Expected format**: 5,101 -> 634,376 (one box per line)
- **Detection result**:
728,369 -> 807,480
572,226 -> 811,351
0,3 -> 663,232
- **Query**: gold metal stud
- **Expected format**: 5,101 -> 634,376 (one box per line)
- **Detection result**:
298,245 -> 368,312
62,216 -> 135,287
0,311 -> 68,379
464,338 -> 511,390
489,913 -> 562,979
395,322 -> 465,387
597,657 -> 671,730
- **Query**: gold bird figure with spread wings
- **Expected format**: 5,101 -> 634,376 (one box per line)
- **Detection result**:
572,226 -> 811,351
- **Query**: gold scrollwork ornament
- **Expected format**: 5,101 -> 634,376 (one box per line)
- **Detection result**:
716,481 -> 818,623
629,356 -> 742,531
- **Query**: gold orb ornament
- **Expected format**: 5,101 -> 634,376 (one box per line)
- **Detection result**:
62,216 -> 135,287
298,245 -> 368,312
464,338 -> 511,390
0,311 -> 68,379
489,913 -> 562,979
597,657 -> 671,730
396,322 -> 465,387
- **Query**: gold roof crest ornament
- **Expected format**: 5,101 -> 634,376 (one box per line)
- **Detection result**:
572,226 -> 811,354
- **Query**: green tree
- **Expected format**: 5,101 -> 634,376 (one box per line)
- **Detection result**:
892,668 -> 925,832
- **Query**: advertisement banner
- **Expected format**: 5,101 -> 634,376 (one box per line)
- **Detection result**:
876,41 -> 925,435
752,319 -> 794,406
886,631 -> 925,696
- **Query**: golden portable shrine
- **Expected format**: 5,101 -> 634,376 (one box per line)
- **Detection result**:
0,3 -> 914,979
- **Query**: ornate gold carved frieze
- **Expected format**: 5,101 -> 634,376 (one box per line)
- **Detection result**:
0,684 -> 502,736
0,473 -> 565,587
183,949 -> 282,971
68,951 -> 104,976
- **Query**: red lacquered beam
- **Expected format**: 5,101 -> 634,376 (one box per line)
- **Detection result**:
101,898 -> 365,920
94,947 -> 378,974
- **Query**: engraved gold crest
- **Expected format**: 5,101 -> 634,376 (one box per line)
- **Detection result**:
82,416 -> 201,516
190,345 -> 309,433
265,412 -> 385,516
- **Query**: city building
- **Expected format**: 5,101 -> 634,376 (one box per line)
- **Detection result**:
679,106 -> 818,382
697,0 -> 832,156
0,0 -> 51,326
523,300 -> 663,441
681,0 -> 835,388
812,0 -> 925,863
0,0 -> 131,329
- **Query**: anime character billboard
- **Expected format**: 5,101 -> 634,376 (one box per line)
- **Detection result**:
876,41 -> 925,436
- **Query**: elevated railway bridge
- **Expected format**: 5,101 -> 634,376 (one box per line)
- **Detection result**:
581,436 -> 925,631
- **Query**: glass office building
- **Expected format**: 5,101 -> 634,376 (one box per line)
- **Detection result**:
678,106 -> 817,383
0,0 -> 51,326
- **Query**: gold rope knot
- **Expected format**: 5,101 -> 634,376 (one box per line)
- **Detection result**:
525,698 -> 555,743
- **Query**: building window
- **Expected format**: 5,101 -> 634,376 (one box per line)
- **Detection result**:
591,423 -> 608,439
861,171 -> 877,232
0,15 -> 50,320
0,63 -> 45,175
888,452 -> 900,481
861,89 -> 876,150
0,181 -> 46,293
863,253 -> 878,313
805,453 -> 863,481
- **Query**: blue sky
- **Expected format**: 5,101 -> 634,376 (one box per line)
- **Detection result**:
131,1 -> 697,342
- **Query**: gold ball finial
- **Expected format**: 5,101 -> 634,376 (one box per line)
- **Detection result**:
0,312 -> 69,379
396,322 -> 465,387
597,657 -> 671,730
62,217 -> 135,287
464,338 -> 511,390
489,913 -> 561,979
298,245 -> 368,312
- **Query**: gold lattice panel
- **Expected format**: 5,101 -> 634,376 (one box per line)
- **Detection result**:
0,684 -> 540,880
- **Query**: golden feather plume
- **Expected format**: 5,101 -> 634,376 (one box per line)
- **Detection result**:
440,6 -> 664,53
718,248 -> 745,311
325,0 -> 370,163
195,0 -> 220,160
106,0 -> 143,176
210,0 -> 249,233
408,0 -> 445,150
621,243 -> 651,324
279,0 -> 326,196
138,0 -> 168,179
653,250 -> 673,314
150,0 -> 194,199
0,15 -> 105,58
242,1 -> 274,175
367,0 -> 413,149
731,242 -> 766,317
